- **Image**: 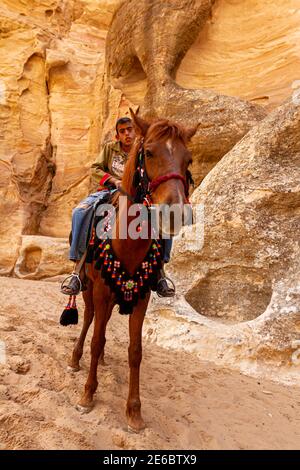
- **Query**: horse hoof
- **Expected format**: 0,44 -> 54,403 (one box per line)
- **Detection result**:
76,403 -> 93,414
127,424 -> 145,434
67,365 -> 80,373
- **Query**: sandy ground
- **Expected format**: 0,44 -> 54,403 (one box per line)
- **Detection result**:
0,276 -> 300,450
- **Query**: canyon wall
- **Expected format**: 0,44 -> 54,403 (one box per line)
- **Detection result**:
0,0 -> 299,372
1,0 -> 299,277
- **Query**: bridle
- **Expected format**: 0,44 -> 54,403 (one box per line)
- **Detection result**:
121,140 -> 193,208
148,173 -> 189,199
109,138 -> 194,242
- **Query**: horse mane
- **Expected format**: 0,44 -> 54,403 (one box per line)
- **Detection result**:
121,139 -> 142,197
145,119 -> 188,146
119,119 -> 188,200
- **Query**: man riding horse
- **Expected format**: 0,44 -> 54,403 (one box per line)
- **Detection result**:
61,116 -> 175,298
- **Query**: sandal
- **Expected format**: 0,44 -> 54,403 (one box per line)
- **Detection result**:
156,276 -> 175,298
61,273 -> 82,296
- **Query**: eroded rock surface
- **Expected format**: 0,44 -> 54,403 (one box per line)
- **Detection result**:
14,235 -> 72,280
1,0 -> 297,276
164,96 -> 300,365
0,0 -> 122,275
105,0 -> 267,185
0,1 -> 299,371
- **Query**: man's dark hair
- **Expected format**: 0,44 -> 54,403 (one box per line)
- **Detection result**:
116,117 -> 132,134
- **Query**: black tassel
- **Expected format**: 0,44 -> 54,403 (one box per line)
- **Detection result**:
60,307 -> 78,326
60,295 -> 79,326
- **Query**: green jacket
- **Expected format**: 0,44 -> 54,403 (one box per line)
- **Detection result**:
90,141 -> 129,190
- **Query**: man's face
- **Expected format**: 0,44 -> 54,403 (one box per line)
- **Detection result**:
116,122 -> 136,148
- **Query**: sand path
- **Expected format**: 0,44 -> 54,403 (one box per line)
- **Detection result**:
0,277 -> 299,450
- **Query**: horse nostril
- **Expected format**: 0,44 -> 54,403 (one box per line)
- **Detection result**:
163,190 -> 183,207
165,196 -> 173,206
157,200 -> 187,237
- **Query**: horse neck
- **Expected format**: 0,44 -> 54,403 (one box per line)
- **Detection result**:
112,198 -> 152,276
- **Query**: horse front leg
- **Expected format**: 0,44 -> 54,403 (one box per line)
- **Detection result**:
68,280 -> 94,372
77,283 -> 114,413
126,293 -> 150,432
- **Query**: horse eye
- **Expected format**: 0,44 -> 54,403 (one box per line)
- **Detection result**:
145,149 -> 153,158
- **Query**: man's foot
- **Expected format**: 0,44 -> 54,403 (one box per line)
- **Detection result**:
61,273 -> 82,296
156,275 -> 175,297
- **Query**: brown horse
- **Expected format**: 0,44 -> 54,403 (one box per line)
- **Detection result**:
68,110 -> 197,432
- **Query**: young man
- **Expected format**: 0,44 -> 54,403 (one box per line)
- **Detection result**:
62,117 -> 174,297
91,117 -> 134,192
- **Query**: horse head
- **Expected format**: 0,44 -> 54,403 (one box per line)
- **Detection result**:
127,109 -> 198,236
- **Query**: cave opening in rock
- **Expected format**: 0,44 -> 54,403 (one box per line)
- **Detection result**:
185,266 -> 273,324
18,247 -> 42,275
112,55 -> 147,105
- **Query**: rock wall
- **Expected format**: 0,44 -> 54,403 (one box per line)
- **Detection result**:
104,0 -> 266,185
177,0 -> 300,111
0,0 -> 123,276
0,1 -> 299,372
158,95 -> 300,373
178,95 -> 300,323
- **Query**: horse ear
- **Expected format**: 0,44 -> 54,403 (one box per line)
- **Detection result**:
185,123 -> 199,141
129,108 -> 150,137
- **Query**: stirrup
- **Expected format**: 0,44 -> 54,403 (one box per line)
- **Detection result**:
60,272 -> 82,296
156,276 -> 176,298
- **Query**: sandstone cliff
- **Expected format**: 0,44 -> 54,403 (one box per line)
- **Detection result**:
151,95 -> 299,377
1,0 -> 299,278
0,0 -> 299,375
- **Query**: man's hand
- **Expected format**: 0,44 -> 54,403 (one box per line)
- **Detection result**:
106,176 -> 121,189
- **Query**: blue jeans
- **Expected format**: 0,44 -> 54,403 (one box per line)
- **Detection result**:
162,238 -> 172,263
69,191 -> 173,263
69,190 -> 110,261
